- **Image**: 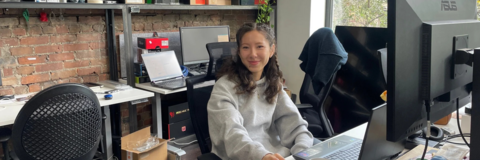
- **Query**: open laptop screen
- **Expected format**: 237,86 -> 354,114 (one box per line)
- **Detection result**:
142,50 -> 183,82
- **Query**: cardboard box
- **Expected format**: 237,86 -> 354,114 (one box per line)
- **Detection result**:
284,88 -> 292,99
206,0 -> 230,5
121,127 -> 169,160
87,0 -> 103,3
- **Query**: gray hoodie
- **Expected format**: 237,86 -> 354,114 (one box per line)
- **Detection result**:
207,76 -> 313,160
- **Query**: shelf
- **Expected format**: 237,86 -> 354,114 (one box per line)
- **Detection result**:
0,2 -> 125,9
127,4 -> 258,10
0,2 -> 257,10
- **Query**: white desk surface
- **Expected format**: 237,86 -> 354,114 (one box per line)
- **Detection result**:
285,123 -> 368,160
285,106 -> 470,160
119,79 -> 215,95
0,87 -> 153,127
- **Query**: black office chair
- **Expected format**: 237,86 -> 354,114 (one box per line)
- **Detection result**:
0,127 -> 11,160
205,42 -> 237,80
296,73 -> 337,139
186,76 -> 221,160
11,83 -> 102,160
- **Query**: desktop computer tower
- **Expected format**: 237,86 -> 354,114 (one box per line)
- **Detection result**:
161,102 -> 194,139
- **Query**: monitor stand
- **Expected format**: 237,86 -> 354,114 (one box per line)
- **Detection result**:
471,48 -> 480,159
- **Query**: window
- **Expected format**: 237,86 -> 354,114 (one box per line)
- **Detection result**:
477,0 -> 480,20
331,0 -> 479,29
332,0 -> 388,29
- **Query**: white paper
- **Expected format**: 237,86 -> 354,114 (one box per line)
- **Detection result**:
0,100 -> 14,105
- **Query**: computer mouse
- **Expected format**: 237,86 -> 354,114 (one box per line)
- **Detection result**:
104,94 -> 113,100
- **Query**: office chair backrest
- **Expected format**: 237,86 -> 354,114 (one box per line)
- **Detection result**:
12,83 -> 102,160
299,74 -> 320,109
299,72 -> 337,137
206,42 -> 237,80
186,76 -> 215,154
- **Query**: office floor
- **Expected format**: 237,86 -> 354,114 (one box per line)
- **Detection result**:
170,134 -> 202,160
180,143 -> 202,160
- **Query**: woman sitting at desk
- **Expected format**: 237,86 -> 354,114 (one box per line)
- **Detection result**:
207,23 -> 314,160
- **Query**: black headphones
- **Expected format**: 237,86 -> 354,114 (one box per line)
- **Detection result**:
408,125 -> 444,141
422,125 -> 444,141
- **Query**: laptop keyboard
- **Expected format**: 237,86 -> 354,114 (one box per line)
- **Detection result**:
155,78 -> 186,89
323,141 -> 362,160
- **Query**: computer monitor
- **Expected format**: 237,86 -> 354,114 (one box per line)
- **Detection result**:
180,26 -> 230,65
331,26 -> 388,132
387,0 -> 480,144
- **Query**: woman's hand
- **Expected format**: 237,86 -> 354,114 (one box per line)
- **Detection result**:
262,153 -> 285,160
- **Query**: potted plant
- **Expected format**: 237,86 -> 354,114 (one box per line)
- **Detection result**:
256,0 -> 275,28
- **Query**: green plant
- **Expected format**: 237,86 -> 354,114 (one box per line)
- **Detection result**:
333,0 -> 387,28
256,0 -> 275,28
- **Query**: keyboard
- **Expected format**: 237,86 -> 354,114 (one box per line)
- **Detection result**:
323,141 -> 362,160
153,78 -> 186,90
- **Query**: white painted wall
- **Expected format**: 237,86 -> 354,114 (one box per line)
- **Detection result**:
310,0 -> 326,35
277,0 -> 326,102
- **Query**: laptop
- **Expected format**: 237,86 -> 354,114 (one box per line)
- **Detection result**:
142,51 -> 187,90
293,104 -> 404,160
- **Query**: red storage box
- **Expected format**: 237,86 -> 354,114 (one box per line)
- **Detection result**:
137,37 -> 169,50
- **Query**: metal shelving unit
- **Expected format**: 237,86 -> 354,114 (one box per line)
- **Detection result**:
127,4 -> 258,10
0,2 -> 125,9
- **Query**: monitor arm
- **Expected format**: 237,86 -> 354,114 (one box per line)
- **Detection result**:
454,49 -> 474,67
454,48 -> 480,158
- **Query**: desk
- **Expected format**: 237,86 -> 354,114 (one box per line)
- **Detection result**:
119,79 -> 215,138
0,87 -> 154,160
285,123 -> 368,160
285,107 -> 470,160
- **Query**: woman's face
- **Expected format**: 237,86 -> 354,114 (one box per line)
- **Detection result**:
238,30 -> 275,77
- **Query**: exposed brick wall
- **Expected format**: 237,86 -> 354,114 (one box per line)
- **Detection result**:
0,8 -> 256,141
0,9 -> 109,97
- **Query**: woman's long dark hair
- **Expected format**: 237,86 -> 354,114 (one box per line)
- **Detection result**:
216,23 -> 283,104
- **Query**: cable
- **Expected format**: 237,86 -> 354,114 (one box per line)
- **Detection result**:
421,100 -> 431,160
169,140 -> 198,146
446,140 -> 470,145
456,98 -> 471,148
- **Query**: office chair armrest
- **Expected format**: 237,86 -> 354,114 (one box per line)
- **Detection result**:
295,104 -> 313,109
291,94 -> 297,103
197,153 -> 222,160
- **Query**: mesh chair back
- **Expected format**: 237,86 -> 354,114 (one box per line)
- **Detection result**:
206,42 -> 237,80
299,73 -> 337,137
186,76 -> 214,154
299,74 -> 321,110
12,83 -> 102,160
